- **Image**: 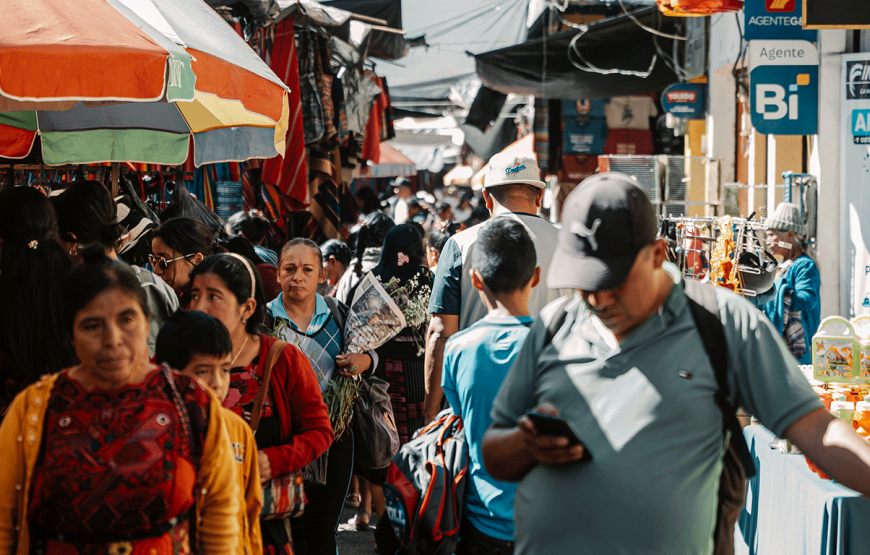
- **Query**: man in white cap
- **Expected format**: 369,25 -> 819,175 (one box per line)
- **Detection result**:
423,152 -> 564,423
481,173 -> 870,555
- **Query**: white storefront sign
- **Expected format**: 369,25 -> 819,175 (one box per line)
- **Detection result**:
840,54 -> 870,316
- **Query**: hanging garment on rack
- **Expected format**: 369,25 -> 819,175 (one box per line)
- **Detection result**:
305,147 -> 343,242
361,71 -> 388,164
261,20 -> 309,206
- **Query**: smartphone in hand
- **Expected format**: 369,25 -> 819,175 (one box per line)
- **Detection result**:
525,411 -> 591,460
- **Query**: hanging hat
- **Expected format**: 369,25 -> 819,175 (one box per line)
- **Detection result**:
766,202 -> 806,236
485,152 -> 546,189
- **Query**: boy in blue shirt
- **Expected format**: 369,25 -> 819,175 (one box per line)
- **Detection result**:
442,217 -> 540,555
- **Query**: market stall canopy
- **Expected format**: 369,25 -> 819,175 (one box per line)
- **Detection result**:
0,0 -> 289,166
474,6 -> 679,99
360,143 -> 416,177
471,133 -> 535,190
322,0 -> 405,60
443,165 -> 474,186
375,0 -> 530,101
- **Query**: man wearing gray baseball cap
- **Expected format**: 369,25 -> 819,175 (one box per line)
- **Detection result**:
424,152 -> 565,423
482,172 -> 870,555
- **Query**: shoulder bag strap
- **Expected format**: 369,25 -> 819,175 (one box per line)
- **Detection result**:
323,295 -> 349,332
683,279 -> 756,478
249,340 -> 288,434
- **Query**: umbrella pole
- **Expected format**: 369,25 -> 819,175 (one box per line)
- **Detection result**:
111,163 -> 120,197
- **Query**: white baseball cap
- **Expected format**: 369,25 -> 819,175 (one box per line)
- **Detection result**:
485,152 -> 546,189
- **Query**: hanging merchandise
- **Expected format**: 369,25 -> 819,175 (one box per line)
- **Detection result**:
658,0 -> 744,16
261,21 -> 309,207
304,148 -> 343,242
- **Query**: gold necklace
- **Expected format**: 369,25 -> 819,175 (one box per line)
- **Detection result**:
230,335 -> 251,367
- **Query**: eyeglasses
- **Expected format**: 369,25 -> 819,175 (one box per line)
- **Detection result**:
148,253 -> 194,270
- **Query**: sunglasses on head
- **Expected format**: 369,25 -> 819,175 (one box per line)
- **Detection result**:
148,253 -> 193,270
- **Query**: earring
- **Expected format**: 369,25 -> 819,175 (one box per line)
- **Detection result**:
242,317 -> 247,324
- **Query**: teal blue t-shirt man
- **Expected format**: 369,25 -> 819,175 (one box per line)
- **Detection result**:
442,314 -> 533,541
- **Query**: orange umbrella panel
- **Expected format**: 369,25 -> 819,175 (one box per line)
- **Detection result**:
0,0 -> 195,103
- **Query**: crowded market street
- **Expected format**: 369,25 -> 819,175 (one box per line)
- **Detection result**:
2,0 -> 870,554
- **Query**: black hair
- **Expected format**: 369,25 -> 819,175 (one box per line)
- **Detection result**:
353,212 -> 395,275
373,224 -> 426,284
51,180 -> 125,251
226,210 -> 271,245
281,237 -> 323,268
321,239 -> 352,267
406,198 -> 422,210
61,246 -> 151,334
216,235 -> 263,266
436,202 -> 452,215
487,183 -> 539,205
155,310 -> 232,371
154,216 -> 215,258
427,221 -> 461,253
355,187 -> 382,215
470,217 -> 536,294
188,254 -> 266,334
0,187 -> 75,383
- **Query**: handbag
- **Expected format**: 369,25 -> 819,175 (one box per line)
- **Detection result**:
352,374 -> 400,470
250,340 -> 307,520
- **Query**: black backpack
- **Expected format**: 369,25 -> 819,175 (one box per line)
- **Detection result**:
543,280 -> 755,555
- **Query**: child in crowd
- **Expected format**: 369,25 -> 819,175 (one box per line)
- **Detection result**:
156,310 -> 263,555
441,218 -> 540,555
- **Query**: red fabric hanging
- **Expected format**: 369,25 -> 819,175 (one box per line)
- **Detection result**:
261,20 -> 309,206
361,73 -> 387,164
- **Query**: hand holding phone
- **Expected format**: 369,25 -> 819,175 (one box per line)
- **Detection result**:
525,411 -> 582,445
522,407 -> 592,462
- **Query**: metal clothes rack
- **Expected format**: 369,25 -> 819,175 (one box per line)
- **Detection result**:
661,215 -> 773,298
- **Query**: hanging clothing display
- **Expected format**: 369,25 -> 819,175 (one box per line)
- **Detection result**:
305,148 -> 343,242
261,20 -> 309,206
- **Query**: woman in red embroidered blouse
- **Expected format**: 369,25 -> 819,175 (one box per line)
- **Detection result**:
0,249 -> 240,555
188,254 -> 333,554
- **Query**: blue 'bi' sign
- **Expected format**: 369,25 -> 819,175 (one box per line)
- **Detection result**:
750,65 -> 818,135
749,41 -> 818,135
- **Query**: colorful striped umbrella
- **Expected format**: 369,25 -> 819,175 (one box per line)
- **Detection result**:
0,0 -> 289,167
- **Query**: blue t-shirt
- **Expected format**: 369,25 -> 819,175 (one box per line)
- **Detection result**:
442,314 -> 533,541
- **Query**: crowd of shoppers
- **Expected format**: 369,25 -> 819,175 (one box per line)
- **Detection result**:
1,147 -> 865,555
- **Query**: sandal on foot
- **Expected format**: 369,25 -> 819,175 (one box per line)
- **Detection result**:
354,510 -> 371,531
346,493 -> 361,508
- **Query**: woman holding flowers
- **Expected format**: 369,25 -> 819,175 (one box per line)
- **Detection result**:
266,238 -> 374,555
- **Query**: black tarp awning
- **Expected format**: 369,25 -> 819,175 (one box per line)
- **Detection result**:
323,0 -> 405,60
474,7 -> 680,99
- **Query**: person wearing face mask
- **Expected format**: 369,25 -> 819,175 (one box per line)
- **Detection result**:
762,202 -> 821,365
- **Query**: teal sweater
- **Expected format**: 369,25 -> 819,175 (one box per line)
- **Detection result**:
762,254 -> 821,365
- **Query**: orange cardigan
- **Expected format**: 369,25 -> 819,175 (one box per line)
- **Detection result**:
0,372 -> 241,554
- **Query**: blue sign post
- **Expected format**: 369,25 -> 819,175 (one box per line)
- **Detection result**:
744,0 -> 817,41
749,40 -> 819,135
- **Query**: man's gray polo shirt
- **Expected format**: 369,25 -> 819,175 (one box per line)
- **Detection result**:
491,265 -> 821,555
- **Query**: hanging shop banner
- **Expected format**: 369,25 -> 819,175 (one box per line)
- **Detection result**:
661,83 -> 706,119
744,0 -> 817,41
840,53 -> 870,317
749,40 -> 818,135
804,0 -> 870,29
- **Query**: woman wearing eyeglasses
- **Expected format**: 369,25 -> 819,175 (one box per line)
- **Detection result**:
152,217 -> 215,302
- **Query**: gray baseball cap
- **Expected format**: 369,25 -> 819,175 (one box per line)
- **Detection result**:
547,172 -> 658,291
